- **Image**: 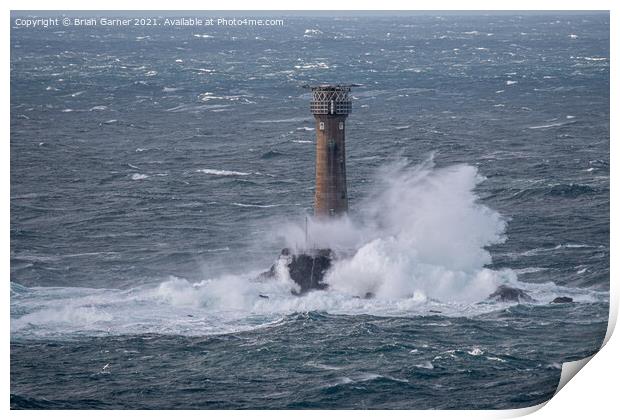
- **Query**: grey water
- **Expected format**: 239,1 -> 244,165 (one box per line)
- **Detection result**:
10,12 -> 609,409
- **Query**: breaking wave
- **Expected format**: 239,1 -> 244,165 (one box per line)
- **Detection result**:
10,156 -> 608,339
281,156 -> 510,302
196,168 -> 250,176
10,274 -> 605,339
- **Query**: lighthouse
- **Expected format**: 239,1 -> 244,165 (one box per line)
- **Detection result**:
308,84 -> 354,217
260,84 -> 357,294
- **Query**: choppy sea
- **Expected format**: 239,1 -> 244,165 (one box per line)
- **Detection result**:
10,12 -> 609,409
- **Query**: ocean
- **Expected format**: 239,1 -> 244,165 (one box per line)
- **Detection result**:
10,12 -> 609,409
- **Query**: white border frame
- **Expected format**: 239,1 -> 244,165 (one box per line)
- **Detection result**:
4,2 -> 617,419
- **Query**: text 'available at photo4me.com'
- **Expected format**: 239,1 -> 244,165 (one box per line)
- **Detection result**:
13,16 -> 286,29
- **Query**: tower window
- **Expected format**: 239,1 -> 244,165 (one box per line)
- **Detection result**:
339,122 -> 344,130
319,121 -> 325,130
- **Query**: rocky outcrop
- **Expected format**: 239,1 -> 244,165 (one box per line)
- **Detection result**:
262,248 -> 335,295
550,296 -> 574,304
487,285 -> 534,303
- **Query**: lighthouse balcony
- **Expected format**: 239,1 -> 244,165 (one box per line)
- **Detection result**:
309,86 -> 352,115
310,99 -> 352,115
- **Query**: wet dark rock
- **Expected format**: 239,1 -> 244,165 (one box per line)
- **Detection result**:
261,150 -> 284,159
288,249 -> 333,294
429,310 -> 442,314
258,294 -> 269,299
262,248 -> 335,295
551,296 -> 573,304
487,285 -> 534,303
353,292 -> 375,299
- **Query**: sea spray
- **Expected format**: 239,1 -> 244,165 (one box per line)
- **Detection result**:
11,157 -> 607,339
281,156 -> 512,302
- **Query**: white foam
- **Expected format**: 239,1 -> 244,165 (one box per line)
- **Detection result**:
131,173 -> 149,180
290,158 -> 512,303
197,169 -> 249,176
206,247 -> 230,253
306,361 -> 341,370
232,203 -> 282,208
528,121 -> 571,129
198,92 -> 253,103
415,361 -> 434,369
294,62 -> 329,70
513,267 -> 548,275
12,269 -> 604,340
557,243 -> 591,249
468,347 -> 484,356
10,158 -> 609,340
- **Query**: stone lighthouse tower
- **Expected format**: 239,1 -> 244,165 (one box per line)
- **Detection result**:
263,85 -> 358,294
308,84 -> 354,218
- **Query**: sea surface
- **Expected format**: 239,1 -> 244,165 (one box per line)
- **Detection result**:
10,12 -> 609,409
